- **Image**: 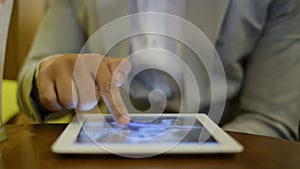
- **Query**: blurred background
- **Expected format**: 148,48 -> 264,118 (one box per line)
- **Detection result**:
5,0 -> 47,80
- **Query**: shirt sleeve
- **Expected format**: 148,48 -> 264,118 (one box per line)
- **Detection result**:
223,0 -> 300,140
17,0 -> 86,122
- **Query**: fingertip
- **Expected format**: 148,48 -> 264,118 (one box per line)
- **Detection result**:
117,115 -> 130,126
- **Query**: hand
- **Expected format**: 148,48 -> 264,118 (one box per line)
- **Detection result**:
36,53 -> 131,125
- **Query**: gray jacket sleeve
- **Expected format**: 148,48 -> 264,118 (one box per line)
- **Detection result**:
223,0 -> 300,140
17,0 -> 85,122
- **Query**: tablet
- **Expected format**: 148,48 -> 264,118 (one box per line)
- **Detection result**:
51,113 -> 243,157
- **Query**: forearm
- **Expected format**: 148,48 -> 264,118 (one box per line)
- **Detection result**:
223,112 -> 297,140
223,0 -> 300,140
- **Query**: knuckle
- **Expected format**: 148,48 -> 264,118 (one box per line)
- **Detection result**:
102,82 -> 118,96
102,82 -> 112,94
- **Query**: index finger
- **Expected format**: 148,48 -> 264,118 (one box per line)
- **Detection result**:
96,57 -> 130,125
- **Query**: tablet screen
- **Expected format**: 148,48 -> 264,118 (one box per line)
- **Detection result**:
75,116 -> 218,145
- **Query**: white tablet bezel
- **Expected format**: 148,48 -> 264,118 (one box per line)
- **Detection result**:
51,113 -> 243,154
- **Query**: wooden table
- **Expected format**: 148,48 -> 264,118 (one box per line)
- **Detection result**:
0,124 -> 299,169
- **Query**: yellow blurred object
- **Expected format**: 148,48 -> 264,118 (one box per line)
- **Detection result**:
44,112 -> 74,124
1,80 -> 104,124
1,79 -> 74,124
2,79 -> 19,123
